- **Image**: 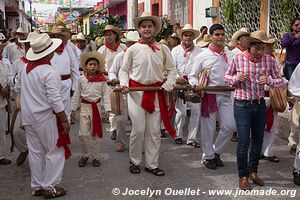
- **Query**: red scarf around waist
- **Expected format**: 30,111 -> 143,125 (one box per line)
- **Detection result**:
20,56 -> 29,64
209,44 -> 228,64
26,59 -> 51,74
81,98 -> 103,138
105,42 -> 120,52
201,94 -> 217,117
138,39 -> 160,52
129,79 -> 176,137
55,114 -> 71,159
265,105 -> 274,132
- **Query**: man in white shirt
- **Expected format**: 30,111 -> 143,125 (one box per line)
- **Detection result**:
119,12 -> 176,176
7,28 -> 27,64
15,33 -> 70,197
190,24 -> 236,170
172,24 -> 202,147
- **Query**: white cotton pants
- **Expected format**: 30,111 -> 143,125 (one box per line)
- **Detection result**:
292,101 -> 300,170
201,94 -> 236,160
115,96 -> 128,145
0,107 -> 7,159
60,79 -> 72,120
13,111 -> 27,153
174,99 -> 200,144
25,114 -> 65,191
261,97 -> 278,157
79,103 -> 101,159
128,92 -> 161,169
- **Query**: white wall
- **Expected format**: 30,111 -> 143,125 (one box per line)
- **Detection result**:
162,0 -> 168,17
127,0 -> 151,29
193,0 -> 213,30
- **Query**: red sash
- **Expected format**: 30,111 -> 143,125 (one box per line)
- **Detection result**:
138,39 -> 160,52
105,42 -> 120,52
201,94 -> 217,117
81,98 -> 103,138
26,59 -> 51,74
209,44 -> 228,64
129,79 -> 176,137
55,114 -> 71,159
265,105 -> 274,132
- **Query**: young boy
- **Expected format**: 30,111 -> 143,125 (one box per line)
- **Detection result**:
71,51 -> 111,167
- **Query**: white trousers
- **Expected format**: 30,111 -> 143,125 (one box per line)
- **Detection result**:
79,103 -> 101,159
25,115 -> 65,191
115,96 -> 128,145
0,107 -> 7,159
61,79 -> 71,120
292,101 -> 300,170
13,111 -> 27,153
128,92 -> 161,169
201,94 -> 236,160
174,99 -> 200,143
261,97 -> 278,157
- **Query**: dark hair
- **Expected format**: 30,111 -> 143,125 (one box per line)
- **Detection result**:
85,58 -> 99,65
174,23 -> 180,27
139,19 -> 155,27
290,17 -> 300,31
200,26 -> 208,32
209,24 -> 225,35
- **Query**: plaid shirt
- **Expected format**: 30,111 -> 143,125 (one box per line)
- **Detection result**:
224,51 -> 286,100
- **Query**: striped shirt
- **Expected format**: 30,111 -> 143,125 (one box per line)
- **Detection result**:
224,51 -> 286,100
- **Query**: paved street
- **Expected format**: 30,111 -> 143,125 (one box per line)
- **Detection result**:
0,116 -> 299,200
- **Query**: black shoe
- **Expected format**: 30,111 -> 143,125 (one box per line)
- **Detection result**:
203,159 -> 217,170
161,129 -> 166,138
0,158 -> 11,165
293,169 -> 300,186
111,130 -> 116,140
214,153 -> 224,167
290,148 -> 296,156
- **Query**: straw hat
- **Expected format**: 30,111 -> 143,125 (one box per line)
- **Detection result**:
75,32 -> 86,41
121,31 -> 140,43
0,33 -> 5,41
16,27 -> 27,34
249,30 -> 273,44
177,24 -> 200,40
231,28 -> 250,45
49,26 -> 70,39
196,34 -> 211,48
170,32 -> 180,40
19,32 -> 39,43
71,35 -> 77,41
80,51 -> 105,71
266,34 -> 277,44
26,33 -> 62,61
133,12 -> 162,35
102,25 -> 122,37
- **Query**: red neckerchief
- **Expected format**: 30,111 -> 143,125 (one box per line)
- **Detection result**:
26,59 -> 51,74
124,48 -> 127,53
84,72 -> 106,82
77,44 -> 85,50
20,56 -> 29,64
105,42 -> 120,52
16,43 -> 23,50
138,39 -> 160,52
129,79 -> 176,138
181,42 -> 194,59
55,44 -> 65,54
0,56 -> 2,61
54,113 -> 71,159
209,44 -> 228,64
244,50 -> 262,63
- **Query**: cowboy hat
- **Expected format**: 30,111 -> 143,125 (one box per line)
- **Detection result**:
16,27 -> 27,34
170,32 -> 180,40
177,24 -> 200,40
48,26 -> 69,39
80,51 -> 105,71
102,25 -> 122,37
196,34 -> 211,48
266,34 -> 277,44
133,12 -> 162,35
71,35 -> 77,41
121,31 -> 140,43
19,32 -> 39,43
75,32 -> 86,41
0,33 -> 5,41
249,30 -> 273,44
26,33 -> 62,61
231,28 -> 250,45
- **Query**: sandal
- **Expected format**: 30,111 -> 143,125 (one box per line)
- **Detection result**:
92,159 -> 101,167
187,142 -> 201,148
145,167 -> 165,176
175,138 -> 183,145
78,156 -> 89,167
262,155 -> 279,163
129,161 -> 140,174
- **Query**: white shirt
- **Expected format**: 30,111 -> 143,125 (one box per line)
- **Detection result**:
9,58 -> 27,87
289,63 -> 300,99
108,51 -> 125,81
0,60 -> 8,108
171,45 -> 202,77
0,57 -> 12,87
17,64 -> 64,125
71,74 -> 111,111
189,47 -> 234,95
98,43 -> 126,71
7,43 -> 25,64
119,43 -> 176,90
231,47 -> 243,57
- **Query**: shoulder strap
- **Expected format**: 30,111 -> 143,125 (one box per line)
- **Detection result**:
160,44 -> 167,80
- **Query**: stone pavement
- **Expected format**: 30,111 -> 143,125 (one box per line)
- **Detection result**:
0,117 -> 299,200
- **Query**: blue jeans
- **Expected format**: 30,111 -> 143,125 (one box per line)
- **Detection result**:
283,62 -> 298,80
234,99 -> 266,177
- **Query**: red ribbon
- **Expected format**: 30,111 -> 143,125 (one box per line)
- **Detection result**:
181,43 -> 194,59
81,98 -> 103,138
138,40 -> 160,52
20,56 -> 29,64
244,50 -> 262,63
265,105 -> 274,132
26,59 -> 51,74
209,44 -> 228,64
105,42 -> 120,52
55,114 -> 71,159
129,79 -> 176,137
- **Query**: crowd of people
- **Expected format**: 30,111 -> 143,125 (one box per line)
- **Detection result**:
0,12 -> 300,198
